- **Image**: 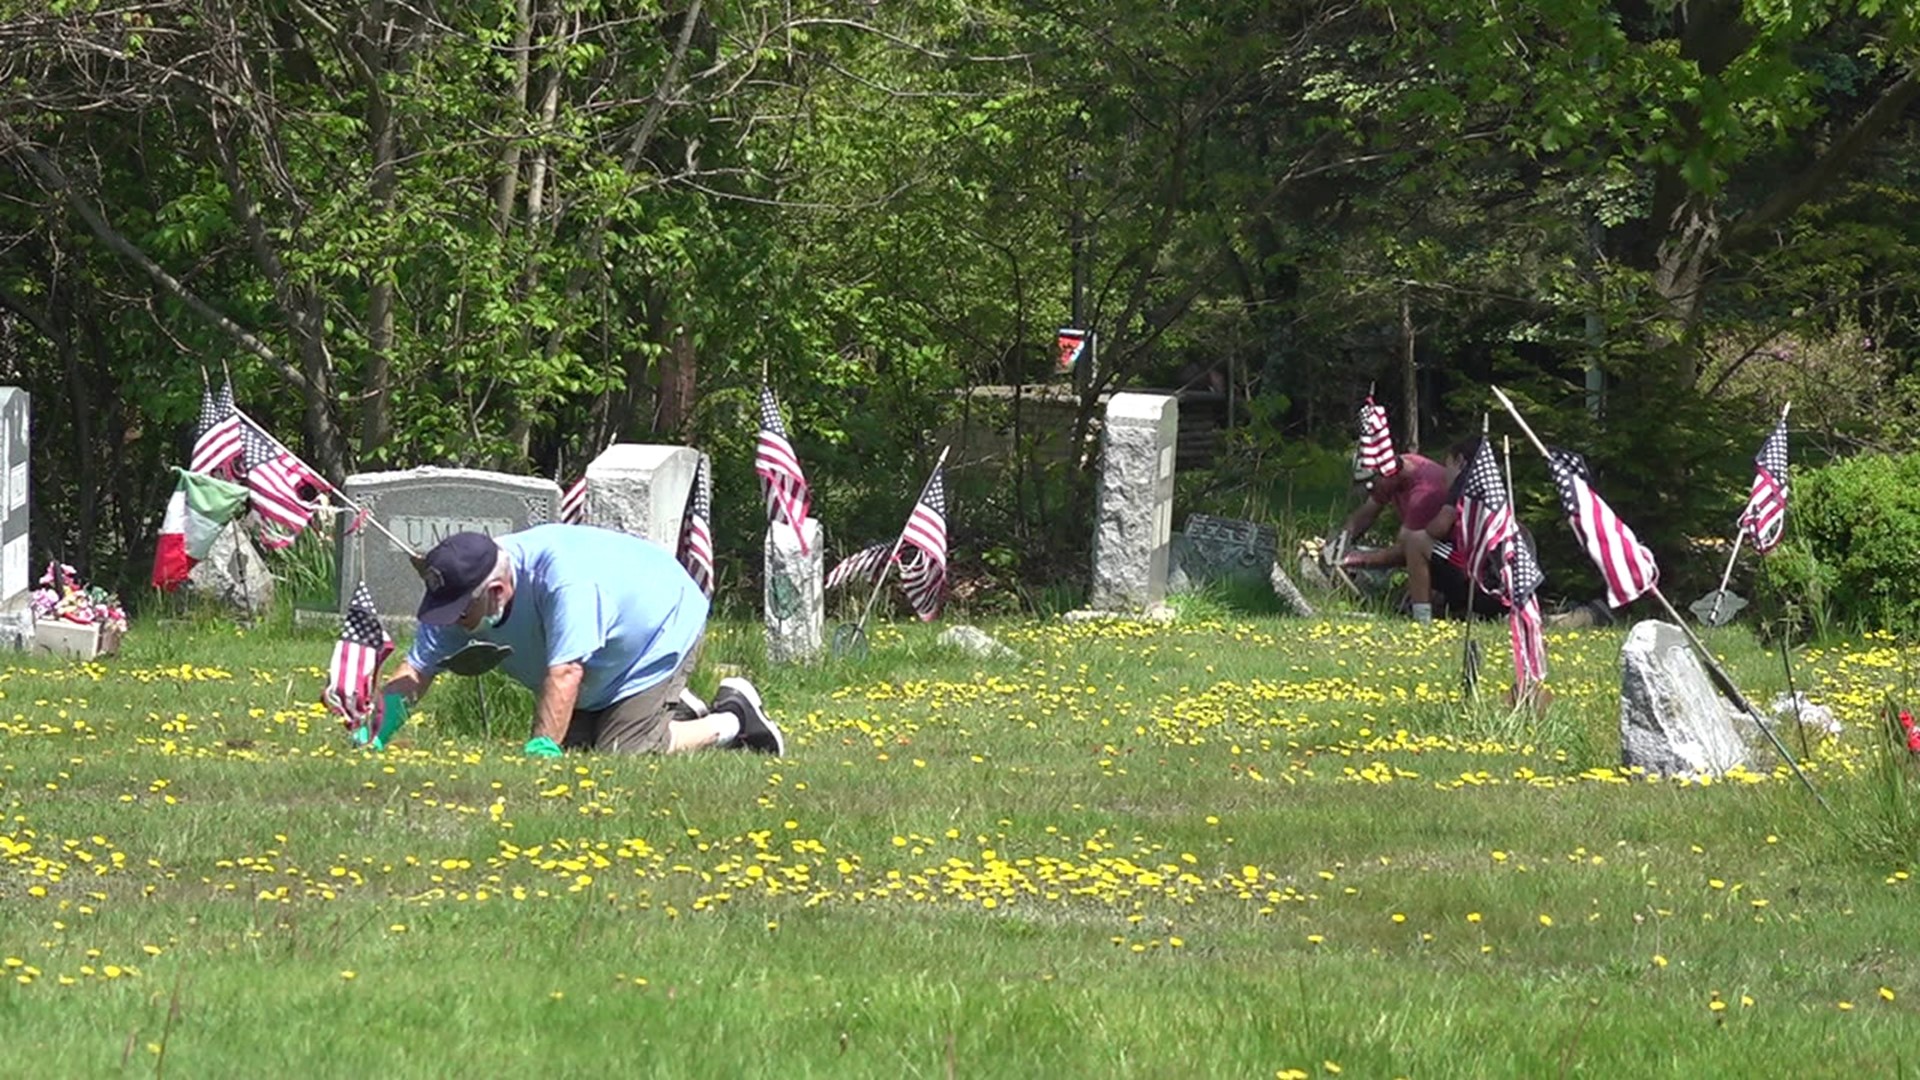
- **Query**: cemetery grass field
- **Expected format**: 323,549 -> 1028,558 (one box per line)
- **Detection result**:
3,605 -> 1919,1077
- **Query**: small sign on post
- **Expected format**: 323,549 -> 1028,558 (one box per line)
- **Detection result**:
1056,328 -> 1093,377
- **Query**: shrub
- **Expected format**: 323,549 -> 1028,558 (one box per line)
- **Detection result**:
1766,452 -> 1920,635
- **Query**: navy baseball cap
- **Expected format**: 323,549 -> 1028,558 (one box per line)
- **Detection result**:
415,532 -> 500,625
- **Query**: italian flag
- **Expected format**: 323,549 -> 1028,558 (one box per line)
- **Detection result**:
151,469 -> 250,591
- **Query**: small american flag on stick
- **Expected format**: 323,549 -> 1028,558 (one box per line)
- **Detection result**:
560,475 -> 587,524
1505,534 -> 1547,689
1356,396 -> 1400,478
898,463 -> 948,620
678,456 -> 714,596
1736,412 -> 1789,554
755,386 -> 812,553
240,418 -> 325,549
191,377 -> 244,476
1454,436 -> 1518,595
827,542 -> 892,592
1549,448 -> 1658,609
325,581 -> 394,741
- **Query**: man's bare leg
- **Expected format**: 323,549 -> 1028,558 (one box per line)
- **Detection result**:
1400,527 -> 1434,623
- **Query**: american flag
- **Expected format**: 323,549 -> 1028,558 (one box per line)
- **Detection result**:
241,419 -> 324,549
324,581 -> 394,742
677,456 -> 713,596
1356,397 -> 1401,478
1505,534 -> 1547,689
560,475 -> 587,524
897,464 -> 948,620
826,541 -> 892,592
191,378 -> 244,476
1548,448 -> 1658,609
1736,415 -> 1789,554
755,386 -> 812,553
1454,436 -> 1518,595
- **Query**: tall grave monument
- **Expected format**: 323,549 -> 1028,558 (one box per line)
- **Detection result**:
1088,392 -> 1178,615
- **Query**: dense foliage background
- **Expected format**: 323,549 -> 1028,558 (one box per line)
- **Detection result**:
5,0 -> 1920,613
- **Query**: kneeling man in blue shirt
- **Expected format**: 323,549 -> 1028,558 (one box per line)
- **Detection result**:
382,525 -> 783,759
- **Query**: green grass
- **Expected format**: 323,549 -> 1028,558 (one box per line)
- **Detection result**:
2,612 -> 1918,1076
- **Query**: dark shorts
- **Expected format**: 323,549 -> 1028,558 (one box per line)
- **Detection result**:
1429,554 -> 1518,619
560,636 -> 702,754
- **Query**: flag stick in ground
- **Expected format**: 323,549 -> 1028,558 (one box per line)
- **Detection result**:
1489,385 -> 1831,812
1706,532 -> 1745,624
848,446 -> 950,645
1708,401 -> 1791,623
1460,414 -> 1488,699
1780,620 -> 1813,762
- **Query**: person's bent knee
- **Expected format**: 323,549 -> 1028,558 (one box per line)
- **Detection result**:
1399,527 -> 1434,561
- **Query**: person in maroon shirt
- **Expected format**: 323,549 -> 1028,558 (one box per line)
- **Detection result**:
1331,439 -> 1480,624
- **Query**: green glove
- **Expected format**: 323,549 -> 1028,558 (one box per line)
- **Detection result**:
372,693 -> 409,750
524,736 -> 563,759
351,693 -> 410,751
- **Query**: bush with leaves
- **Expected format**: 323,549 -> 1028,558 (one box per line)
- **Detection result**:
1764,452 -> 1920,635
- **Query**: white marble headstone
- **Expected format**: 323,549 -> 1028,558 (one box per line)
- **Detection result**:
0,388 -> 28,605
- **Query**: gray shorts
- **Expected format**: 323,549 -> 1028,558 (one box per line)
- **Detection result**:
561,636 -> 702,754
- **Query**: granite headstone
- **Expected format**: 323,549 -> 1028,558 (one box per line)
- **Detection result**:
584,444 -> 701,544
1620,620 -> 1752,777
340,467 -> 560,621
1089,392 -> 1177,614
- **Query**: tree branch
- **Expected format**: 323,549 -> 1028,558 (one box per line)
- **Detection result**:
1730,67 -> 1920,247
0,118 -> 309,390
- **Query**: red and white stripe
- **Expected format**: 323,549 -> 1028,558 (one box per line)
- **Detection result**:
1550,450 -> 1658,609
560,476 -> 587,524
1356,397 -> 1400,478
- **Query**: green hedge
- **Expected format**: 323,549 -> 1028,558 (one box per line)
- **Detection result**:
1760,452 -> 1920,635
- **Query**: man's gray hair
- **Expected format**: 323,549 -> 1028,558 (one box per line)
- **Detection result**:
473,549 -> 512,595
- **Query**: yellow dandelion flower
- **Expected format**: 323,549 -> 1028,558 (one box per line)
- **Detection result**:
1880,987 -> 1896,1002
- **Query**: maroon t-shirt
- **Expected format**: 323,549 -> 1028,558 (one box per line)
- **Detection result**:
1369,454 -> 1450,531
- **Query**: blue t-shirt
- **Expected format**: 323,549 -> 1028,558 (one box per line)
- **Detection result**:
407,524 -> 708,711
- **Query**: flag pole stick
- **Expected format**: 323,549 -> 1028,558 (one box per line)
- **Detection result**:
1460,415 -> 1488,699
234,409 -> 421,559
852,446 -> 950,637
1489,386 -> 1830,812
1780,620 -> 1813,762
1707,532 -> 1745,624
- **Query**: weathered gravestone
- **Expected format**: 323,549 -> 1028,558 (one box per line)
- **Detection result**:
1169,514 -> 1278,592
1620,620 -> 1752,777
1168,513 -> 1313,617
340,467 -> 560,621
186,522 -> 274,618
0,388 -> 30,649
585,444 -> 701,544
765,518 -> 823,664
1089,393 -> 1177,614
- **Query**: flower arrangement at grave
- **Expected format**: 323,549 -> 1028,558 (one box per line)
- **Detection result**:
31,561 -> 129,634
